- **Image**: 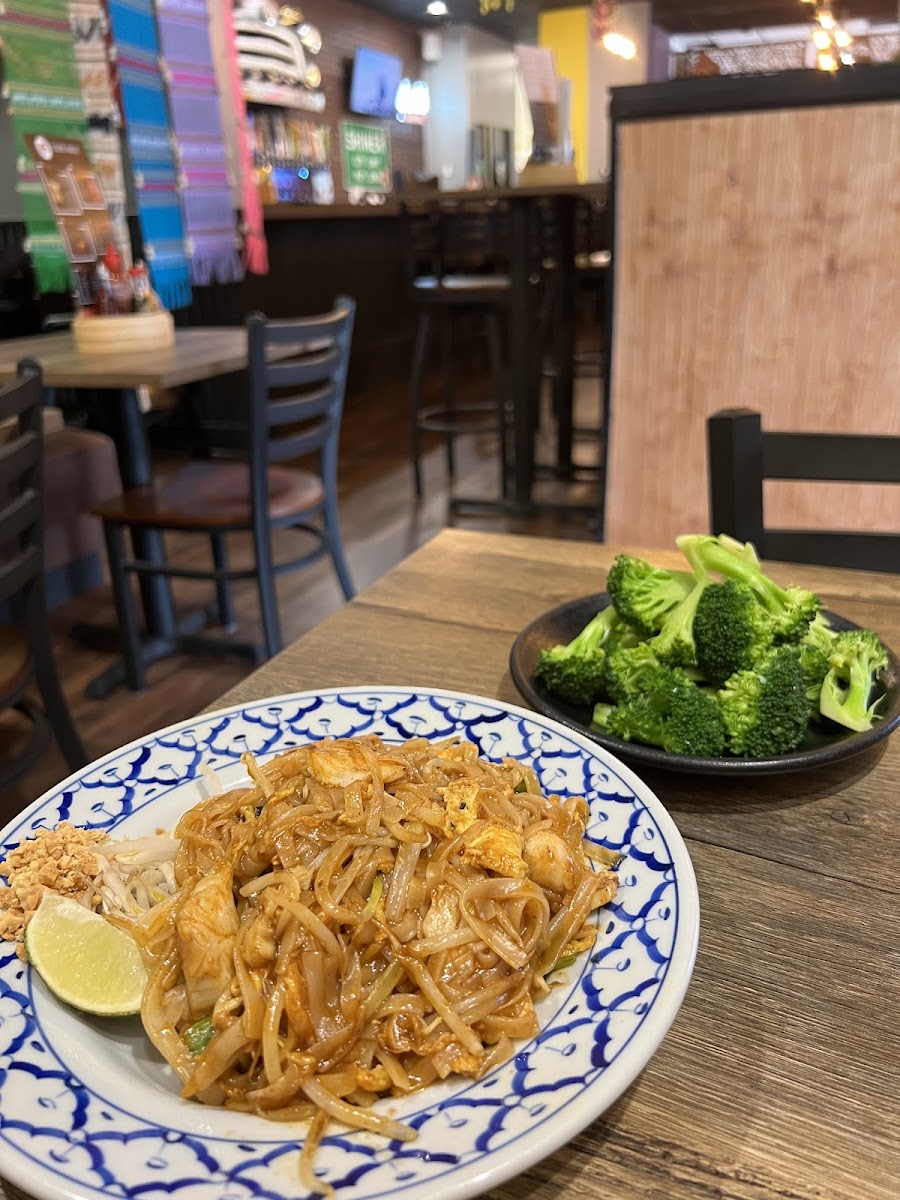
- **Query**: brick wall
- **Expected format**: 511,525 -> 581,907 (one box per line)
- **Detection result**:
300,0 -> 425,199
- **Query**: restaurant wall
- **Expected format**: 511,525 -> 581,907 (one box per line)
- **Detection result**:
296,0 -> 424,198
538,7 -> 590,182
587,1 -> 650,179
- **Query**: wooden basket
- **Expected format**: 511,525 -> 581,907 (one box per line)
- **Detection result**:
72,310 -> 175,355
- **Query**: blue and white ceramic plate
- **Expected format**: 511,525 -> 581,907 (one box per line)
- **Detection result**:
0,687 -> 699,1200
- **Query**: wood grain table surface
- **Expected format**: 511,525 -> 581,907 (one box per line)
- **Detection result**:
0,327 -> 304,392
4,528 -> 899,1200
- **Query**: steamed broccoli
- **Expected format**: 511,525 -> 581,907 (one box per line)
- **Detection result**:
645,538 -> 710,668
693,579 -> 777,686
535,605 -> 622,707
819,629 -> 888,732
604,643 -> 661,704
798,642 -> 830,721
680,534 -> 818,643
803,611 -> 837,655
606,555 -> 696,638
717,646 -> 809,757
593,664 -> 725,756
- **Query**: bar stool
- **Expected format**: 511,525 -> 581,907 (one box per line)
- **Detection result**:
402,198 -> 512,500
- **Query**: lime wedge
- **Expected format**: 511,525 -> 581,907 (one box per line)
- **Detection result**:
24,894 -> 148,1016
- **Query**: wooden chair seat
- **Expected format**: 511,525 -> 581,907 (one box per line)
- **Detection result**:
93,462 -> 325,530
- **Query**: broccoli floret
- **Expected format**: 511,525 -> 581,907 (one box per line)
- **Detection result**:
593,665 -> 725,757
803,611 -> 837,656
679,534 -> 818,643
604,643 -> 660,704
606,554 -> 696,638
819,629 -> 889,732
717,646 -> 809,757
798,642 -> 830,721
693,580 -> 777,686
536,605 -> 622,707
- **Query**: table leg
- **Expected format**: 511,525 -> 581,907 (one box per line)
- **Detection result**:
112,388 -> 177,637
509,196 -> 538,509
552,195 -> 576,476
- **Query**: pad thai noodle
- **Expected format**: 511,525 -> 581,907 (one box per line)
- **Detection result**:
6,734 -> 620,1197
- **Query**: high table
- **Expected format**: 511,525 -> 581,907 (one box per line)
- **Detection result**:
416,183 -> 607,513
0,328 -> 301,696
3,528 -> 898,1200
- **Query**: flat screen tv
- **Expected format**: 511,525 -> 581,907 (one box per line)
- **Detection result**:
349,47 -> 404,119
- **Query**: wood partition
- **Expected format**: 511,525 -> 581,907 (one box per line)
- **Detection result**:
605,75 -> 900,550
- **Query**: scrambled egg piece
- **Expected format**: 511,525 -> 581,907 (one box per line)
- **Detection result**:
437,779 -> 481,838
0,823 -> 107,958
462,824 -> 527,878
309,741 -> 406,788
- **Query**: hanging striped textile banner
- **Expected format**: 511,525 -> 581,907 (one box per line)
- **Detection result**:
68,0 -> 131,265
155,0 -> 241,285
217,0 -> 267,275
106,0 -> 191,309
0,0 -> 89,292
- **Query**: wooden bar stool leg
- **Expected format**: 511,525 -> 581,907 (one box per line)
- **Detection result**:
26,583 -> 87,769
103,521 -> 146,692
410,311 -> 432,499
209,533 -> 237,631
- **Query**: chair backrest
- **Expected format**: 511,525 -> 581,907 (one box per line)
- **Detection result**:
0,360 -> 44,607
707,408 -> 900,573
246,297 -> 356,492
400,197 -> 511,285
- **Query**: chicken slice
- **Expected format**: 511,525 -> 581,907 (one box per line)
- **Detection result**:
462,824 -> 527,878
437,779 -> 481,838
175,862 -> 239,1019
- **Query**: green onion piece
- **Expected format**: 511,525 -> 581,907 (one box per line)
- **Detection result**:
513,780 -> 528,794
184,1015 -> 215,1055
550,953 -> 577,974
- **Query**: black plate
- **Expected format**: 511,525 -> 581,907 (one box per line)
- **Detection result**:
509,593 -> 900,776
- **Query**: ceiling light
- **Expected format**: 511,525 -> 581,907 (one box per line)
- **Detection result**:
833,28 -> 852,47
840,50 -> 854,63
812,28 -> 832,48
602,32 -> 637,60
817,50 -> 837,70
426,1 -> 448,14
817,9 -> 836,28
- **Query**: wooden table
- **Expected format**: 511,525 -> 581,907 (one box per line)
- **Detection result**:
210,529 -> 898,1200
0,327 -> 303,696
4,528 -> 898,1200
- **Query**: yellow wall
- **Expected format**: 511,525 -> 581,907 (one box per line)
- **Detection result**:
538,7 -> 590,182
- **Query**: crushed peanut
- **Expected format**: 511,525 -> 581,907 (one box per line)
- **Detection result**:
0,823 -> 108,957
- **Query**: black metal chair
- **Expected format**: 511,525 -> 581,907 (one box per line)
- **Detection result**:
402,198 -> 511,500
93,299 -> 357,689
0,360 -> 86,787
708,409 -> 900,573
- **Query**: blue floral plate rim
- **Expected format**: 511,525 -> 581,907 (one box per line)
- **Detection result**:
0,685 -> 700,1200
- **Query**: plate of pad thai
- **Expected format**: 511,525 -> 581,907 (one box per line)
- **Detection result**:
0,687 -> 699,1200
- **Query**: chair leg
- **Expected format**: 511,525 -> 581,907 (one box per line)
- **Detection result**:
441,309 -> 455,479
410,311 -> 432,499
209,533 -> 236,631
252,523 -> 283,660
104,521 -> 146,692
25,585 -> 87,770
486,310 -> 509,499
323,494 -> 355,602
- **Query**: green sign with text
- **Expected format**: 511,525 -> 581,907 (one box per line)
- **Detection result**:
340,121 -> 392,193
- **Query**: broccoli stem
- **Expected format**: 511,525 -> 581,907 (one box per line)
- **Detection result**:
566,606 -> 619,654
820,655 -> 884,731
678,535 -> 786,616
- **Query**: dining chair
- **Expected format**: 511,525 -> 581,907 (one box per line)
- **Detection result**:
92,299 -> 357,689
707,408 -> 900,573
0,360 -> 87,787
401,197 -> 511,500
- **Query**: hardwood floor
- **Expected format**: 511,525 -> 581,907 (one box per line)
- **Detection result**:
1,366 -> 605,822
